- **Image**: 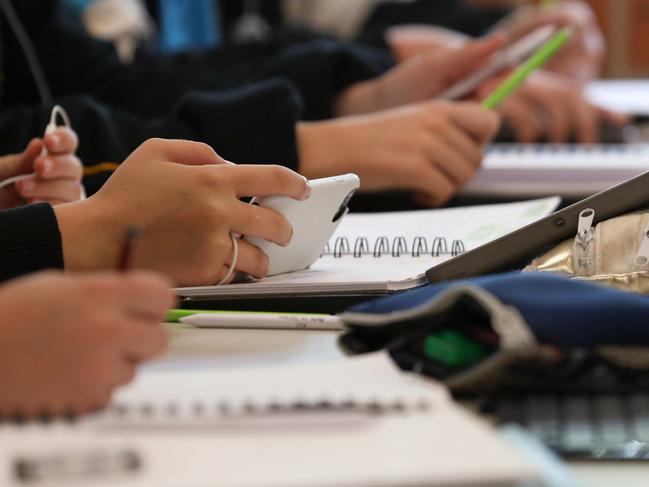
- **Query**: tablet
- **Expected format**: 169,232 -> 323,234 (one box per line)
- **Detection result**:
426,169 -> 649,282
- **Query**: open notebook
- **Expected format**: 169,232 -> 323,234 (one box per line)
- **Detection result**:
462,144 -> 649,198
177,197 -> 559,298
586,79 -> 649,116
0,355 -> 538,487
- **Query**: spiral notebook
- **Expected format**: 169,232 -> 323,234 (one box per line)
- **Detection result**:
462,144 -> 649,198
176,197 -> 560,298
0,355 -> 538,487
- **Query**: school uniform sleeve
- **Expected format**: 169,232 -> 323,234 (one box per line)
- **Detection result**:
252,38 -> 393,120
3,0 -> 391,123
0,204 -> 63,282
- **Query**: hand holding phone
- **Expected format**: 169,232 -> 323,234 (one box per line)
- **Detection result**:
438,25 -> 557,101
245,174 -> 360,276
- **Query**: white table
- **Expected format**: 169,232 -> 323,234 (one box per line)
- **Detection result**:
159,323 -> 649,487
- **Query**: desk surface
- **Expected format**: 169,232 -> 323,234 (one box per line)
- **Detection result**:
158,323 -> 649,487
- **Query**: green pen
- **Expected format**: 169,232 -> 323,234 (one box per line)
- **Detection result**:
482,27 -> 572,110
541,0 -> 557,8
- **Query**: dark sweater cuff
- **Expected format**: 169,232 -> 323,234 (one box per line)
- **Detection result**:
173,79 -> 303,171
0,203 -> 64,282
257,39 -> 394,120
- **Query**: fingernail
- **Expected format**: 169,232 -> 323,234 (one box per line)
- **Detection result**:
283,226 -> 294,247
302,180 -> 312,200
19,179 -> 35,194
41,158 -> 53,175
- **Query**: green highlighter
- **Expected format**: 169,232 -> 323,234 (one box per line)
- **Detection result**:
482,27 -> 572,110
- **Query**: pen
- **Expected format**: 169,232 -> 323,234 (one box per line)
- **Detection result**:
117,227 -> 141,271
179,312 -> 344,331
482,27 -> 572,110
166,308 -> 336,322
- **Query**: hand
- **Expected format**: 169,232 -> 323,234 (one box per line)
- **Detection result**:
334,34 -> 506,116
0,128 -> 84,209
386,25 -> 472,63
477,71 -> 628,143
298,101 -> 500,207
0,271 -> 173,418
495,0 -> 605,82
54,139 -> 311,286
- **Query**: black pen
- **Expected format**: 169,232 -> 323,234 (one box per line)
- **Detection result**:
117,227 -> 141,271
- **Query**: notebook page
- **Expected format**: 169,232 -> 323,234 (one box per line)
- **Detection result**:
0,355 -> 538,487
325,196 -> 560,254
0,409 -> 536,487
464,144 -> 649,197
586,79 -> 649,115
176,198 -> 559,295
108,353 -> 446,412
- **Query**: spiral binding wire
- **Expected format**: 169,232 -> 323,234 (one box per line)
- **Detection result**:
322,236 -> 466,258
101,397 -> 433,424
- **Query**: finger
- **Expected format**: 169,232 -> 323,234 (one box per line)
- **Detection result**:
439,125 -> 484,168
34,154 -> 83,180
111,359 -> 138,387
141,138 -> 226,166
529,92 -> 571,143
221,165 -> 311,200
433,34 -> 508,87
121,325 -> 168,363
234,239 -> 270,279
444,103 -> 501,143
0,139 -> 43,180
119,272 -> 176,320
573,101 -> 598,144
426,138 -> 476,186
407,162 -> 457,207
16,179 -> 83,203
231,200 -> 293,246
500,98 -> 544,143
599,108 -> 631,126
43,128 -> 78,155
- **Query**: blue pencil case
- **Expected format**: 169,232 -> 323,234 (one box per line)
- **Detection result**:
339,273 -> 649,393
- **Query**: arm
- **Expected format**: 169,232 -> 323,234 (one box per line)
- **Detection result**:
0,79 -> 304,195
0,204 -> 63,282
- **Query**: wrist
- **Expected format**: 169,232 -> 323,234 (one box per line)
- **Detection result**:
54,197 -> 120,271
333,79 -> 384,117
297,121 -> 351,179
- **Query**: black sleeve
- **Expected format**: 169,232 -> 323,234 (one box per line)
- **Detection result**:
356,0 -> 511,48
3,0 -> 391,122
252,39 -> 393,120
0,79 -> 304,195
0,204 -> 63,282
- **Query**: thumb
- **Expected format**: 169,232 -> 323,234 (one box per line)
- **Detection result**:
0,139 -> 42,180
432,33 -> 508,89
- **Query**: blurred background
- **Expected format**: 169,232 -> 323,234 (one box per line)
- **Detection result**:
473,0 -> 649,77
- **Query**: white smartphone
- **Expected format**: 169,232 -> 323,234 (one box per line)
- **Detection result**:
245,174 -> 360,276
438,25 -> 557,100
